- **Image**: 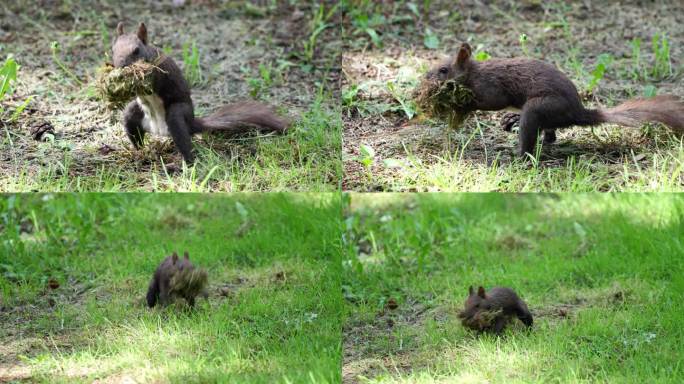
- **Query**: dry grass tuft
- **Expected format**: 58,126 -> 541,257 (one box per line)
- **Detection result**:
458,308 -> 505,331
413,78 -> 474,129
95,60 -> 162,109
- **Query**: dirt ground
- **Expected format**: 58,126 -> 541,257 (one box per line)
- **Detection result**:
1,0 -> 340,191
341,1 -> 684,191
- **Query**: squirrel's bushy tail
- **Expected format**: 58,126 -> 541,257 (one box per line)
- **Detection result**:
597,95 -> 684,133
194,101 -> 289,135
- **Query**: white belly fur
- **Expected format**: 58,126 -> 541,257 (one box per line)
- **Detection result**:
137,95 -> 170,137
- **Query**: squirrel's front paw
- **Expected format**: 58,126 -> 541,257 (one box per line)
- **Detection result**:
500,112 -> 520,132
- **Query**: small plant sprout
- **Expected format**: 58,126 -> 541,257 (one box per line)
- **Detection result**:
0,56 -> 18,110
630,33 -> 673,81
50,41 -> 83,85
631,37 -> 643,80
358,144 -> 375,167
386,81 -> 416,120
182,41 -> 202,86
1,56 -> 32,122
357,144 -> 376,182
587,54 -> 613,92
519,33 -> 529,56
246,62 -> 274,98
303,3 -> 334,64
474,50 -> 491,62
351,8 -> 385,48
651,32 -> 672,79
342,84 -> 360,109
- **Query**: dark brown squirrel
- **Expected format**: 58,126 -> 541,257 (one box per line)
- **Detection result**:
424,43 -> 684,157
458,286 -> 533,335
112,22 -> 289,163
146,251 -> 208,308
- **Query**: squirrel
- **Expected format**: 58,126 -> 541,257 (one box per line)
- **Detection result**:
424,43 -> 684,158
458,286 -> 533,335
146,251 -> 208,308
112,22 -> 289,163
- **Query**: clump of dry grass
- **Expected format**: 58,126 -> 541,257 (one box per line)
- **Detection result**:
95,61 -> 159,109
459,308 -> 504,331
170,267 -> 209,299
413,78 -> 474,129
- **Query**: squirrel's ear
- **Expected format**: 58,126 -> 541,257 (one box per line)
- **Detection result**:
477,286 -> 486,298
172,251 -> 178,264
454,43 -> 472,68
468,286 -> 474,295
116,22 -> 125,36
137,22 -> 148,44
183,251 -> 189,260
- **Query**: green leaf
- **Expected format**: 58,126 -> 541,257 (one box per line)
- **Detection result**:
423,29 -> 439,49
0,56 -> 18,100
360,145 -> 375,159
343,85 -> 359,106
406,3 -> 420,17
365,28 -> 382,48
474,51 -> 491,62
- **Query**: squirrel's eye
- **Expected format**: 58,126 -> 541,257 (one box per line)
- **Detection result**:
133,47 -> 140,55
438,67 -> 449,74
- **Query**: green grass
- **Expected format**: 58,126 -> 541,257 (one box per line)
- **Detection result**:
3,194 -> 684,383
181,41 -> 203,87
0,193 -> 342,383
343,193 -> 684,382
1,93 -> 342,192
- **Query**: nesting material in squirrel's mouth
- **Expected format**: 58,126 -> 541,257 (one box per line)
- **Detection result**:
413,78 -> 474,129
459,308 -> 504,330
95,61 -> 159,109
170,267 -> 208,297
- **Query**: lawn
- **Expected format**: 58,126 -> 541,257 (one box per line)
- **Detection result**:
0,193 -> 342,383
341,1 -> 684,191
343,193 -> 684,382
0,1 -> 341,192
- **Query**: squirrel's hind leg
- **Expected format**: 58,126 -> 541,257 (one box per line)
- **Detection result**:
123,100 -> 146,149
501,112 -> 555,144
519,97 -> 568,157
166,102 -> 195,163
